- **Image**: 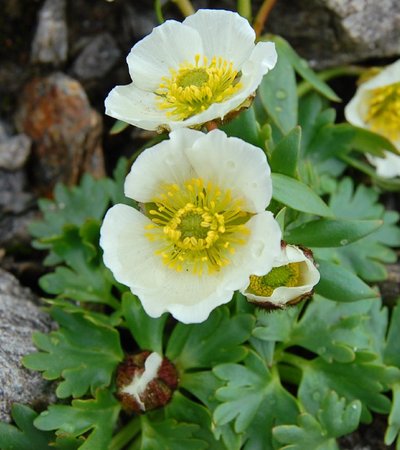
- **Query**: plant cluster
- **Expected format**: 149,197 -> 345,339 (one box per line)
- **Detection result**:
1,4 -> 400,450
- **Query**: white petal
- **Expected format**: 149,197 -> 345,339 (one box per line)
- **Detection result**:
100,203 -> 282,323
168,42 -> 277,131
185,129 -> 272,212
345,59 -> 400,129
243,244 -> 320,306
105,83 -> 167,131
183,9 -> 255,68
127,20 -> 203,92
124,128 -> 203,202
227,212 -> 282,279
366,151 -> 400,178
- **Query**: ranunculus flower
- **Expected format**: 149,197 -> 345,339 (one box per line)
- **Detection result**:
100,128 -> 281,323
345,59 -> 400,178
105,9 -> 277,132
242,243 -> 320,308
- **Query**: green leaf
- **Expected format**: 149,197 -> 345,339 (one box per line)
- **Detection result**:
273,36 -> 340,102
252,306 -> 300,343
34,390 -> 120,450
385,383 -> 400,446
273,413 -> 339,450
122,292 -> 167,354
384,304 -> 400,368
259,48 -> 297,134
289,295 -> 382,363
349,125 -> 399,157
314,178 -> 400,282
285,218 -> 382,247
0,404 -> 54,450
166,307 -> 254,370
166,392 -> 227,450
39,223 -> 119,308
213,351 -> 299,446
140,414 -> 206,450
23,307 -> 123,398
272,173 -> 332,217
298,353 -> 391,422
220,106 -> 263,148
273,391 -> 360,450
315,260 -> 377,302
109,119 -> 129,135
30,174 -> 111,243
270,126 -> 301,178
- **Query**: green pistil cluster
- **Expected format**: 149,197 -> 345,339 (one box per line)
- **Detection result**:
248,262 -> 300,297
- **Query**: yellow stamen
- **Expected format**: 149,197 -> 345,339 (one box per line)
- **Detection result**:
145,178 -> 252,275
364,82 -> 400,141
248,263 -> 301,297
156,54 -> 242,120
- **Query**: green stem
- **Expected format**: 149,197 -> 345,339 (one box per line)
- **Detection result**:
237,0 -> 252,21
278,363 -> 302,385
154,0 -> 165,24
109,417 -> 141,450
279,351 -> 308,369
253,0 -> 278,38
172,0 -> 195,17
297,65 -> 367,97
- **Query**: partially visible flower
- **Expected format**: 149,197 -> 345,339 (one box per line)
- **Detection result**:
116,351 -> 178,413
242,243 -> 320,309
100,128 -> 281,323
345,59 -> 400,178
105,9 -> 277,132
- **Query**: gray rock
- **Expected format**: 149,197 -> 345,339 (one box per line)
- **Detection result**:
0,134 -> 31,171
31,0 -> 68,65
71,32 -> 121,81
268,0 -> 400,68
0,269 -> 54,422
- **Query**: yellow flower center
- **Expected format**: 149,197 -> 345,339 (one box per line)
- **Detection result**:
156,54 -> 242,121
248,263 -> 301,297
145,178 -> 251,274
364,82 -> 400,141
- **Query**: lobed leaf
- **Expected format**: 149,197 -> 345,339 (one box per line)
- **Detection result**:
166,307 -> 254,370
23,308 -> 123,398
34,390 -> 120,450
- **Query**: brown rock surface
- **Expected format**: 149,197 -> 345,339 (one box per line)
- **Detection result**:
15,72 -> 105,194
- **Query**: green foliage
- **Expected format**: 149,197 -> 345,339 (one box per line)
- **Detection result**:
3,16 -> 399,450
314,178 -> 400,281
213,351 -> 298,447
272,173 -> 332,217
166,306 -> 254,370
0,404 -> 54,450
34,390 -> 120,450
273,391 -> 361,450
23,307 -> 123,398
122,292 -> 168,354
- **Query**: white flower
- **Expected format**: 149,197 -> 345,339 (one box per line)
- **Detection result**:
105,9 -> 277,132
100,128 -> 281,323
344,59 -> 400,178
242,244 -> 320,308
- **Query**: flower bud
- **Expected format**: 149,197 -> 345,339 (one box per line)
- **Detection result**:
242,243 -> 320,310
116,351 -> 178,413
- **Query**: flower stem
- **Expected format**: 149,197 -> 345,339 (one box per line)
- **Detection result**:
109,417 -> 141,450
237,0 -> 252,21
279,351 -> 308,369
154,0 -> 165,24
253,0 -> 278,38
297,65 -> 367,97
172,0 -> 195,17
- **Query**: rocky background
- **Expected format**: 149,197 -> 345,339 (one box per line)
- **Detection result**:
0,0 -> 399,447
